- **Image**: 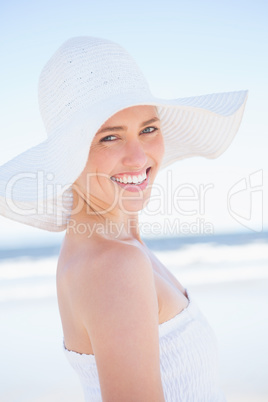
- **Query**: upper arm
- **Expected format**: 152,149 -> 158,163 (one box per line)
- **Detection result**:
71,243 -> 165,402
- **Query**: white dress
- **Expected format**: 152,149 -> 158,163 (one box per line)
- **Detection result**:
63,292 -> 226,401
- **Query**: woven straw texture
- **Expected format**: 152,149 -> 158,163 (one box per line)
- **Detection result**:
0,36 -> 248,231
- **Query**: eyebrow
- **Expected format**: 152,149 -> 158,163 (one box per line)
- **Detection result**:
96,117 -> 160,136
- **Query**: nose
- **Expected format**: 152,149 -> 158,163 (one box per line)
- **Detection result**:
121,139 -> 148,169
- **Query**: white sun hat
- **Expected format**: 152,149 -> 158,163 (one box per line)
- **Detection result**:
0,36 -> 248,232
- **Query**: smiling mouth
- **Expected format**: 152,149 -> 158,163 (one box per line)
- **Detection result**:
110,167 -> 151,185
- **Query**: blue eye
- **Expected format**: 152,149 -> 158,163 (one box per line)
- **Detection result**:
142,126 -> 157,134
100,135 -> 117,142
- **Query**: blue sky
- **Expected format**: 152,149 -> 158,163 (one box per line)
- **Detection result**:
0,0 -> 267,244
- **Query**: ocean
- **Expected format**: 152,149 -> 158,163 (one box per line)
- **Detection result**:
0,231 -> 267,402
0,231 -> 267,303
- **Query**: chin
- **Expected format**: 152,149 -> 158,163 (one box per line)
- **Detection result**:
118,191 -> 152,214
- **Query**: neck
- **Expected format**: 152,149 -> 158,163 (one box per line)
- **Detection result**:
68,192 -> 143,243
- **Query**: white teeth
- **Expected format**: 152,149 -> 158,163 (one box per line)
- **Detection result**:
112,169 -> 148,184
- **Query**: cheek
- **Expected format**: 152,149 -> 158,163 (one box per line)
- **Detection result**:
88,146 -> 119,172
159,135 -> 165,157
151,134 -> 165,163
82,151 -> 117,193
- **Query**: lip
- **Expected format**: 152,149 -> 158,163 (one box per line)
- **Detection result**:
110,167 -> 151,193
111,168 -> 148,179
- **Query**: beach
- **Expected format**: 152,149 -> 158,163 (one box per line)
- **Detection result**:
0,233 -> 267,402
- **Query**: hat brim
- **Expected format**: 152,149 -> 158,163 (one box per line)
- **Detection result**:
0,90 -> 248,231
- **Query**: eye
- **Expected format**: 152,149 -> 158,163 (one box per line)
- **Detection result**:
141,126 -> 158,134
100,135 -> 117,142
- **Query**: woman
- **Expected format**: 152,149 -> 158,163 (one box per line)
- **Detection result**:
0,37 -> 247,401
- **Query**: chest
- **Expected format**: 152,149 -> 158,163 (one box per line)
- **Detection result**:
145,249 -> 189,324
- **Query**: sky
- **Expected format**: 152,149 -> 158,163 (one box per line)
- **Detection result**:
0,0 -> 267,246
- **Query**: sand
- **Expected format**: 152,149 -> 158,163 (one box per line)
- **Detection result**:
0,277 -> 267,401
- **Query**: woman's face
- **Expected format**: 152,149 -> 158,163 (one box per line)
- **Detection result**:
75,105 -> 164,215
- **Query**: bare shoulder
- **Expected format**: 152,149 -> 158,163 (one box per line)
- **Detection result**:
57,238 -> 157,316
58,238 -> 164,400
57,236 -> 153,279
